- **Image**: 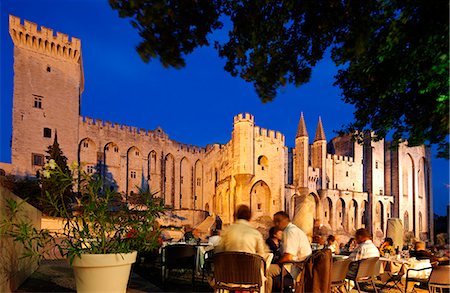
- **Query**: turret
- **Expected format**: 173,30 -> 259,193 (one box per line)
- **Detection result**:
294,113 -> 309,188
312,117 -> 327,189
232,113 -> 255,175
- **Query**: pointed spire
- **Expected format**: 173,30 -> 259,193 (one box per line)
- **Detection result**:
314,116 -> 326,142
296,112 -> 308,138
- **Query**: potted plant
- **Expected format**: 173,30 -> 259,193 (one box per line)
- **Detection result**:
0,160 -> 164,293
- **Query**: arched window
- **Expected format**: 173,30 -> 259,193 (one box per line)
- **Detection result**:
257,155 -> 269,170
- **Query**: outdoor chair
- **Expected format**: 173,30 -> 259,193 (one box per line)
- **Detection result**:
428,265 -> 450,293
161,244 -> 197,290
202,249 -> 214,282
378,270 -> 403,292
331,258 -> 352,292
212,251 -> 266,293
346,257 -> 380,293
404,260 -> 436,293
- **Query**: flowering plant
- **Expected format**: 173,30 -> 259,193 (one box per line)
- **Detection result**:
1,160 -> 165,264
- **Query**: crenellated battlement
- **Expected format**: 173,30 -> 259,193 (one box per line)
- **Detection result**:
254,126 -> 285,143
79,116 -> 207,154
327,153 -> 355,163
9,15 -> 81,63
233,112 -> 254,123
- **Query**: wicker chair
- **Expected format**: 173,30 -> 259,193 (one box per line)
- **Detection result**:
346,257 -> 380,293
212,251 -> 266,292
428,265 -> 450,293
161,244 -> 197,290
331,258 -> 352,292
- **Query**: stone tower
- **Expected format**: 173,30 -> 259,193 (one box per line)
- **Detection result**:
9,16 -> 83,175
232,113 -> 255,205
294,112 -> 309,188
312,117 -> 327,190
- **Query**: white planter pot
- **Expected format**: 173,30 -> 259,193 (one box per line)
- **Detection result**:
71,251 -> 137,293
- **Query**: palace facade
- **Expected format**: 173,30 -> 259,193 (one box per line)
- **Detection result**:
1,15 -> 433,242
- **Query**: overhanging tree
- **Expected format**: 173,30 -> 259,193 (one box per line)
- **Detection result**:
109,0 -> 449,157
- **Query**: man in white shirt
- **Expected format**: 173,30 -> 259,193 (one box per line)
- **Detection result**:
346,228 -> 380,283
266,211 -> 312,293
348,228 -> 380,261
215,205 -> 267,257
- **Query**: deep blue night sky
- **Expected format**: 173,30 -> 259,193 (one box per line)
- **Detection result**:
1,0 -> 448,215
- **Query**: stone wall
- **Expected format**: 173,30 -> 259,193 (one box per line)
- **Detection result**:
0,186 -> 41,293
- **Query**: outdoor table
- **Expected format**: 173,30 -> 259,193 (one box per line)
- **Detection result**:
379,257 -> 431,279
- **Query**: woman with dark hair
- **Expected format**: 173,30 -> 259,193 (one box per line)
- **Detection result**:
380,237 -> 395,255
343,237 -> 357,253
326,235 -> 340,254
266,226 -> 283,263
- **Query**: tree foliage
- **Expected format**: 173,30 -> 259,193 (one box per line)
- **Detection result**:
40,132 -> 74,216
109,0 -> 449,157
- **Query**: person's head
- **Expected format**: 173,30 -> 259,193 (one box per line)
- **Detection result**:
347,237 -> 355,245
273,211 -> 290,230
327,235 -> 335,244
354,228 -> 371,244
234,205 -> 251,221
415,241 -> 426,251
269,226 -> 283,240
383,237 -> 394,246
313,235 -> 324,245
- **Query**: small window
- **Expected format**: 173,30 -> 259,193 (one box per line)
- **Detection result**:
43,128 -> 51,138
335,184 -> 338,189
114,146 -> 119,153
346,171 -> 349,177
325,211 -> 327,217
32,154 -> 44,166
87,166 -> 94,173
135,151 -> 139,156
33,95 -> 43,109
130,171 -> 136,179
380,189 -> 383,195
196,178 -> 201,186
46,66 -> 51,72
375,161 -> 378,169
257,203 -> 262,210
180,176 -> 184,184
83,141 -> 89,148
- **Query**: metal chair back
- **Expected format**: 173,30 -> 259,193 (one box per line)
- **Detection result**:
331,258 -> 352,287
355,257 -> 380,280
429,265 -> 450,293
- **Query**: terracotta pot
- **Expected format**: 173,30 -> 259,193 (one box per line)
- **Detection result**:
71,251 -> 137,293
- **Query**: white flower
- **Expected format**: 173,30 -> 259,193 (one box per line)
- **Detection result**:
48,159 -> 57,170
42,170 -> 51,178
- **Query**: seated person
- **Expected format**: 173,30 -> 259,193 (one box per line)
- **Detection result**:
266,226 -> 283,263
342,237 -> 357,254
311,235 -> 325,250
346,228 -> 380,280
207,229 -> 221,247
379,237 -> 395,256
326,235 -> 340,254
411,241 -> 439,263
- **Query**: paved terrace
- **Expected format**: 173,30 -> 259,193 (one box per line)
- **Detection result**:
15,259 -> 429,293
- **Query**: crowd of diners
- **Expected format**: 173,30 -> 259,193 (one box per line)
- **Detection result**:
154,204 -> 449,292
